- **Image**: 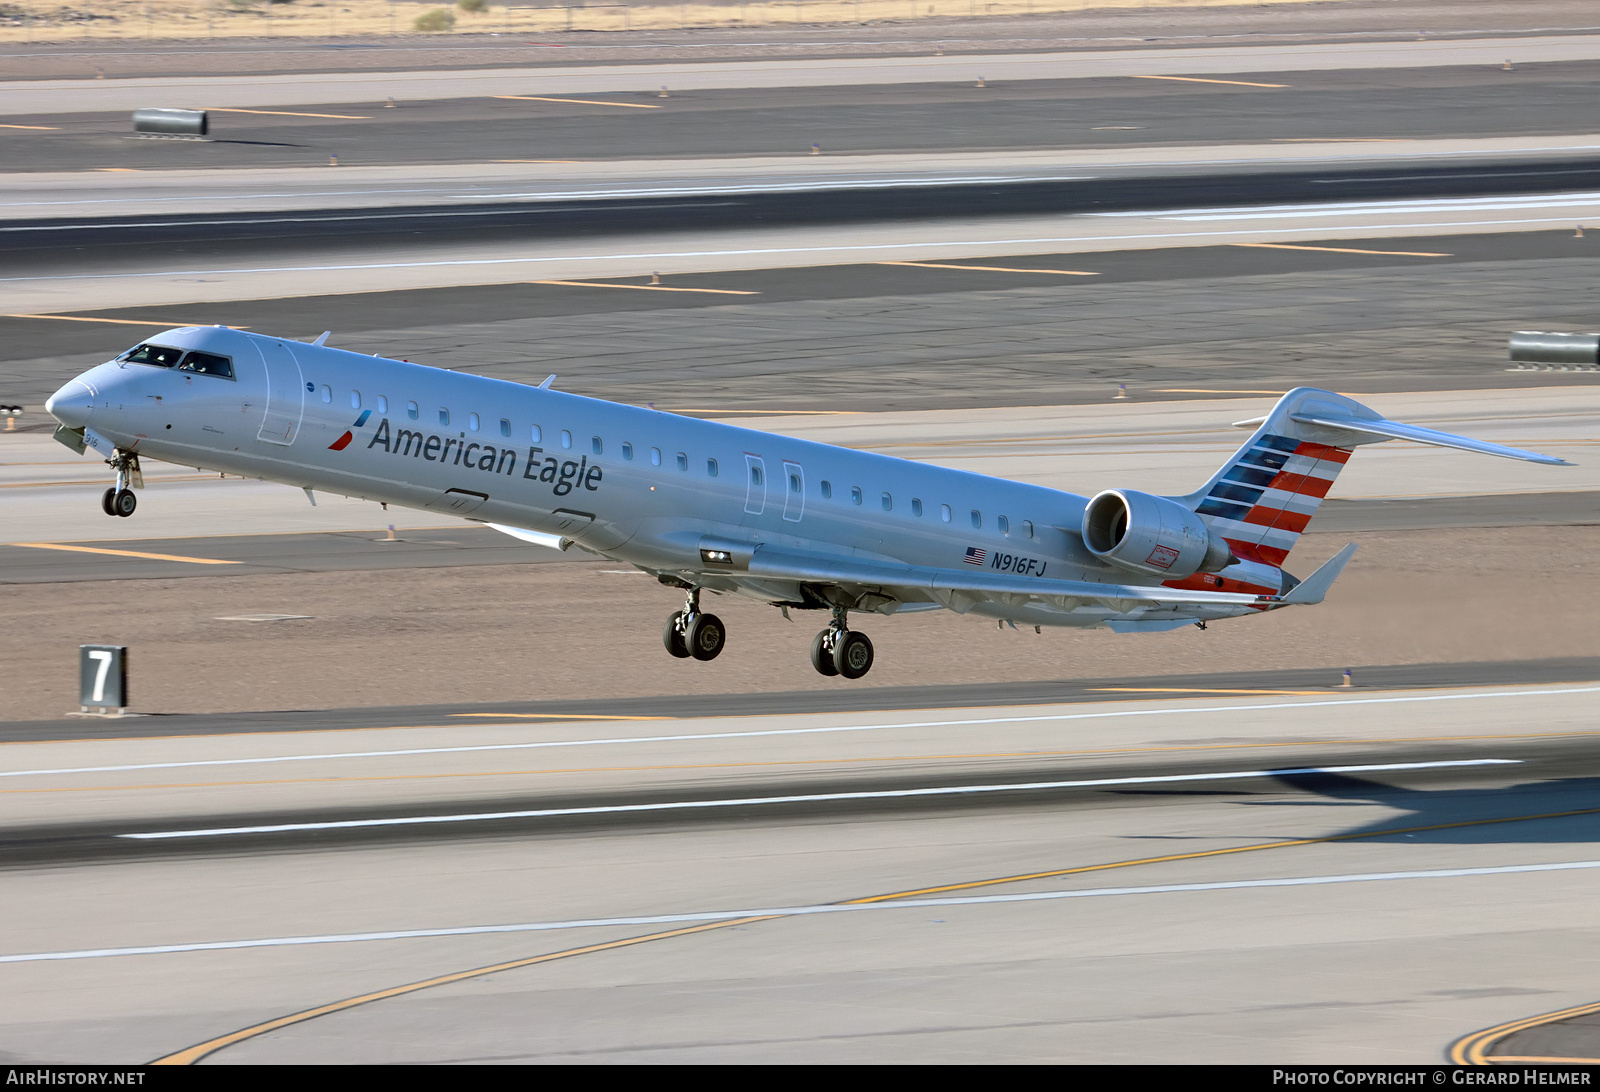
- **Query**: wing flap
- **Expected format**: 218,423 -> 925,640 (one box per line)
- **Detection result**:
747,545 -> 1269,609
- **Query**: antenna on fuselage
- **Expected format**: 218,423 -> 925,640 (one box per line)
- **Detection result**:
538,375 -> 556,389
311,331 -> 331,347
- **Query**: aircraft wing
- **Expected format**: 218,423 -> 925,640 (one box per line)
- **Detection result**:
742,544 -> 1273,611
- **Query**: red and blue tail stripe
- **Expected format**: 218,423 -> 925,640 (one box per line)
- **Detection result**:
1194,433 -> 1352,566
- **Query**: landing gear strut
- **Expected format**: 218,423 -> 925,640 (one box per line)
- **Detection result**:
101,451 -> 140,518
810,606 -> 874,680
663,587 -> 725,662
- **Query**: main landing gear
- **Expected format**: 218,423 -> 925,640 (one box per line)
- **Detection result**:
809,606 -> 874,680
663,587 -> 726,662
99,451 -> 141,518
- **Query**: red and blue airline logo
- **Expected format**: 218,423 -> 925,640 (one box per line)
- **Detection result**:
328,409 -> 371,451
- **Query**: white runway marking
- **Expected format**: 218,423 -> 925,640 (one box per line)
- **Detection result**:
6,857 -> 1594,965
5,686 -> 1594,781
7,214 -> 1600,286
117,760 -> 1518,840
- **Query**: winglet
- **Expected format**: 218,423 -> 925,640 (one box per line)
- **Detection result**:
312,331 -> 331,347
539,374 -> 557,389
1277,543 -> 1358,606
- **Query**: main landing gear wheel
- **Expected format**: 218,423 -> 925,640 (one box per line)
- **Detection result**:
686,612 -> 725,661
809,630 -> 839,677
663,611 -> 690,659
833,630 -> 874,679
112,489 -> 137,518
100,488 -> 118,517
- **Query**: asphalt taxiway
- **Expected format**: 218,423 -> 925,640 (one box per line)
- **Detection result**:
3,683 -> 1600,1063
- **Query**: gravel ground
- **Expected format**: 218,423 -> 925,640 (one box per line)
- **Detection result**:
3,1 -> 1599,80
2,525 -> 1594,721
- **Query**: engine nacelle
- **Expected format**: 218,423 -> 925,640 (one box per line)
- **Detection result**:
1081,489 -> 1236,579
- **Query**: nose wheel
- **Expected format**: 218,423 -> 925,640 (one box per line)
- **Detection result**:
663,588 -> 725,662
101,451 -> 141,518
102,488 -> 137,518
810,608 -> 874,679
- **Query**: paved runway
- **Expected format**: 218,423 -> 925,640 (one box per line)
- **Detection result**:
6,62 -> 1600,173
3,683 -> 1599,1063
8,233 -> 1600,410
10,33 -> 1600,115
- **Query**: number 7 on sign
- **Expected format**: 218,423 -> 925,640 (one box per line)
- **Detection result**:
87,650 -> 114,703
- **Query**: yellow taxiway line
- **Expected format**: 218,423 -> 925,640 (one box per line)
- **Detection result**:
7,314 -> 243,328
496,95 -> 661,109
880,261 -> 1098,275
1131,74 -> 1288,88
11,542 -> 240,565
205,107 -> 372,120
1451,999 -> 1600,1065
532,279 -> 758,295
1235,242 -> 1452,257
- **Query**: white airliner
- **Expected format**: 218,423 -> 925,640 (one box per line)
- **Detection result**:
44,326 -> 1567,680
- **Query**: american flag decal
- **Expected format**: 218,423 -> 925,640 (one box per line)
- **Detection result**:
964,547 -> 987,566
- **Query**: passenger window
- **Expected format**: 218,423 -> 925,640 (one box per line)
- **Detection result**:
120,343 -> 184,368
1023,520 -> 1034,539
851,487 -> 863,506
406,401 -> 419,420
751,466 -> 763,486
530,424 -> 542,442
622,442 -> 633,460
821,480 -> 832,499
320,385 -> 332,404
676,452 -> 688,471
438,407 -> 449,426
882,492 -> 892,511
468,413 -> 480,432
560,430 -> 572,449
650,448 -> 662,467
707,458 -> 718,477
911,498 -> 922,516
999,515 -> 1010,535
176,351 -> 234,379
350,390 -> 361,409
377,396 -> 388,414
941,504 -> 952,523
790,473 -> 801,494
499,418 -> 511,438
971,510 -> 982,529
592,436 -> 603,455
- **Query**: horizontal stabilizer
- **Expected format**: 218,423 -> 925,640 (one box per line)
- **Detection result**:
1288,410 -> 1570,465
1278,543 -> 1357,606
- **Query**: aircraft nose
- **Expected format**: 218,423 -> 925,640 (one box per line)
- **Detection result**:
44,379 -> 93,429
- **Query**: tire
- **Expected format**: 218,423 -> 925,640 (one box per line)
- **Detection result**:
832,630 -> 874,679
113,489 -> 137,518
101,488 -> 118,516
686,612 -> 725,661
663,611 -> 690,658
809,629 -> 839,676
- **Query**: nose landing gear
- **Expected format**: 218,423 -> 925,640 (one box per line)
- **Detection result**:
663,587 -> 726,662
101,451 -> 141,518
810,606 -> 874,679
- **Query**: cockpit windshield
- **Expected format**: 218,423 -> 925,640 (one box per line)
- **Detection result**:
119,343 -> 185,368
176,351 -> 234,379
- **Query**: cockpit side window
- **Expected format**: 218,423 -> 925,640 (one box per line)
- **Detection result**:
176,351 -> 235,380
119,343 -> 185,368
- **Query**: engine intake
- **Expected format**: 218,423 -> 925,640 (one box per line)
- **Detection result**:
1082,489 -> 1236,579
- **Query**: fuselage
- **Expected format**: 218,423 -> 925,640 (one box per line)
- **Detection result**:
45,326 -> 1272,627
